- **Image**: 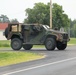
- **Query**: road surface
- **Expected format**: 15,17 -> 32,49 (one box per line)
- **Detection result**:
0,46 -> 76,75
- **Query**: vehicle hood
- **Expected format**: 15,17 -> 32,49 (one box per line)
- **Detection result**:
48,29 -> 67,34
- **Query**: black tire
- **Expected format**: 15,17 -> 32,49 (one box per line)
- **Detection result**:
57,42 -> 67,50
45,38 -> 56,51
5,27 -> 8,38
11,38 -> 22,50
23,44 -> 33,50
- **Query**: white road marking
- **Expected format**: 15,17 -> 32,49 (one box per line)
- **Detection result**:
3,57 -> 76,75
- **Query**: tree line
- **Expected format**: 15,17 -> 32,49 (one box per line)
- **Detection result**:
0,2 -> 76,37
24,3 -> 70,29
0,15 -> 19,23
24,2 -> 76,38
70,20 -> 76,38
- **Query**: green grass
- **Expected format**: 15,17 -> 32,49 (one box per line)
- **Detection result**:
0,40 -> 44,67
68,38 -> 76,45
0,40 -> 10,47
33,45 -> 44,48
0,52 -> 44,67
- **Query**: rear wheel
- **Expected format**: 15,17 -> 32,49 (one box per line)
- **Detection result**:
45,38 -> 56,51
11,38 -> 22,50
23,44 -> 33,50
57,42 -> 67,50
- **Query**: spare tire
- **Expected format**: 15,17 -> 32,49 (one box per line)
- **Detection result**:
5,27 -> 8,38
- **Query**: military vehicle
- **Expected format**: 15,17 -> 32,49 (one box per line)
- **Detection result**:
4,23 -> 70,51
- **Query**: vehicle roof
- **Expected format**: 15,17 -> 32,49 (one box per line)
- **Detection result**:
8,23 -> 43,26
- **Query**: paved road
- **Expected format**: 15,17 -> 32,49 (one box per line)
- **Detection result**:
0,46 -> 76,75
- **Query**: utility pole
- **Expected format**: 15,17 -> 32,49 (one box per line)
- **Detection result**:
50,0 -> 52,28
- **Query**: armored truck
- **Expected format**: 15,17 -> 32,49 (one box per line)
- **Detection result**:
4,23 -> 70,51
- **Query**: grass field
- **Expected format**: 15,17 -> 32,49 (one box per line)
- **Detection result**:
68,38 -> 76,45
0,40 -> 10,47
0,52 -> 44,67
0,40 -> 44,67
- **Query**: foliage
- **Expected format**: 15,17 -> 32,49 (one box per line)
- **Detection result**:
10,18 -> 19,23
70,19 -> 76,38
0,15 -> 10,23
52,3 -> 70,29
24,3 -> 70,29
24,3 -> 49,25
0,14 -> 19,23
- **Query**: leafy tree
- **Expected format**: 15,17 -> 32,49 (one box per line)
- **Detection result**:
10,19 -> 19,23
0,15 -> 10,23
52,3 -> 70,29
24,3 -> 70,29
24,3 -> 49,25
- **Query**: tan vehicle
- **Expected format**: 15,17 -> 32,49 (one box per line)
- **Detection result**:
4,23 -> 70,51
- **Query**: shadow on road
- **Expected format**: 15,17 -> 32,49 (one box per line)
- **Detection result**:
0,48 -> 69,52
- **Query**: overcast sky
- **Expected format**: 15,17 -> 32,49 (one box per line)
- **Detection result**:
0,0 -> 76,22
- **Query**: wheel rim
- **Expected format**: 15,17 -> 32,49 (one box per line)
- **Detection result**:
46,41 -> 52,49
12,40 -> 21,50
13,41 -> 19,48
11,38 -> 22,50
45,38 -> 56,50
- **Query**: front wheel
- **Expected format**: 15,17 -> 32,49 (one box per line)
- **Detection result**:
11,38 -> 22,50
23,44 -> 33,50
45,38 -> 56,51
57,42 -> 67,50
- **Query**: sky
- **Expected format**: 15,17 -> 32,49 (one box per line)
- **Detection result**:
0,0 -> 76,22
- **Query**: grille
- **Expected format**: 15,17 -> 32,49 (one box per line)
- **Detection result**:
63,34 -> 68,39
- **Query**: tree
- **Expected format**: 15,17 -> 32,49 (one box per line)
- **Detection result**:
24,3 -> 70,29
24,3 -> 49,25
52,3 -> 70,29
70,19 -> 76,37
10,19 -> 19,23
0,15 -> 10,23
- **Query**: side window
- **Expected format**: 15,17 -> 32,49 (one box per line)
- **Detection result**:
32,25 -> 42,32
24,25 -> 30,31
